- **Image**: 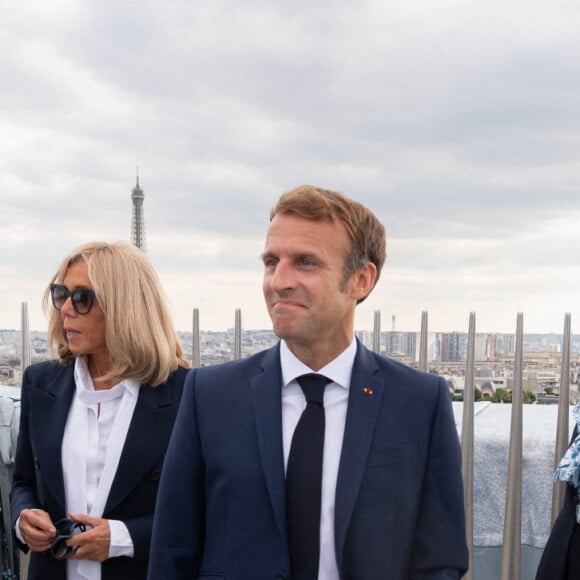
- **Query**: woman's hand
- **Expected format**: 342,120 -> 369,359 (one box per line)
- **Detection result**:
66,512 -> 111,562
18,509 -> 56,552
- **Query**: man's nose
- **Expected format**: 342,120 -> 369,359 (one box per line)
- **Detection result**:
269,261 -> 296,291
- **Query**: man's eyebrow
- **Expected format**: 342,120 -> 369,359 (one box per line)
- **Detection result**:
260,250 -> 321,262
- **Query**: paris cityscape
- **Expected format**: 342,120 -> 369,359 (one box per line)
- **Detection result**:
2,324 -> 579,403
2,177 -> 578,405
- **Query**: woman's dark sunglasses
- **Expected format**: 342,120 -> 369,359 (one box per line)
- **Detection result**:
50,284 -> 96,315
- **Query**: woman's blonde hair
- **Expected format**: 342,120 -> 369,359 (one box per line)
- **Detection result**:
44,241 -> 189,386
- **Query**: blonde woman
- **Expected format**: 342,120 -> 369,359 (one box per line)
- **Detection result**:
11,241 -> 189,580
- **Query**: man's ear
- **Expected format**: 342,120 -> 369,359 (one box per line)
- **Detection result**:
350,262 -> 377,302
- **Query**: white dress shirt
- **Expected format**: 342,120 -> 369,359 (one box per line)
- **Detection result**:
280,338 -> 356,580
61,356 -> 139,580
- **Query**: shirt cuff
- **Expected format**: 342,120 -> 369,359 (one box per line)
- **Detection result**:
108,520 -> 134,558
14,515 -> 25,543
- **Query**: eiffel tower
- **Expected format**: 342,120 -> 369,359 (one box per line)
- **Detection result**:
130,169 -> 146,253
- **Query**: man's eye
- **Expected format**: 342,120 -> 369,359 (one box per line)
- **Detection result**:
264,258 -> 278,267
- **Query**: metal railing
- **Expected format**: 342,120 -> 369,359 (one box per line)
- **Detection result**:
456,311 -> 572,580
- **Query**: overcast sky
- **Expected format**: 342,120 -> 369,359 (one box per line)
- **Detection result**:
1,0 -> 579,335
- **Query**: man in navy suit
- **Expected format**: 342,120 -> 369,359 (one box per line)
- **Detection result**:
148,185 -> 468,579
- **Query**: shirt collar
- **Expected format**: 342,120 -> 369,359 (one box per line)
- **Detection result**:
74,356 -> 140,401
280,338 -> 357,390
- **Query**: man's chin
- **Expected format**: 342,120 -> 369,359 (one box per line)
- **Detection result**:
271,321 -> 297,341
272,327 -> 290,340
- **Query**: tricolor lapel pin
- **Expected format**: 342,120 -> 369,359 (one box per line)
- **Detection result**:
363,387 -> 373,396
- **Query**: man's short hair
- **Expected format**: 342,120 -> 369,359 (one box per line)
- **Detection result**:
270,185 -> 386,303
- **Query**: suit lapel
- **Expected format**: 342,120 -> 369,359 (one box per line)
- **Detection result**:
334,343 -> 384,563
251,344 -> 287,544
31,364 -> 76,511
105,379 -> 176,514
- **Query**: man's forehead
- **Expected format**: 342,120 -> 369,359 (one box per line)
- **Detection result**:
266,213 -> 347,241
265,228 -> 340,249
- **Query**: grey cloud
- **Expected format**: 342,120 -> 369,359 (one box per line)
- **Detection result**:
2,0 -> 580,332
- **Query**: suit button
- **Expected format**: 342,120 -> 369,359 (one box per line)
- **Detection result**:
277,573 -> 288,579
151,469 -> 161,481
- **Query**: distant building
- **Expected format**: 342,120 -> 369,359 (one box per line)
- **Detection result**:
383,331 -> 419,358
438,332 -> 466,362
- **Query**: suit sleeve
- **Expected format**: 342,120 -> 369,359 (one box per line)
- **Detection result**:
147,370 -> 205,579
117,514 -> 150,563
411,378 -> 468,579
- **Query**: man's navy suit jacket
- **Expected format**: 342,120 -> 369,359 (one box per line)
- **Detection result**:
10,360 -> 188,580
149,341 -> 468,580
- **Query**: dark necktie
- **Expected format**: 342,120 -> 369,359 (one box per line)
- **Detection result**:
286,373 -> 331,580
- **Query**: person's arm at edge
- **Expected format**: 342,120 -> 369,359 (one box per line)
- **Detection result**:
10,366 -> 54,552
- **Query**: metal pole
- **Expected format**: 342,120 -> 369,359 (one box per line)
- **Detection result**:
461,312 -> 476,580
500,312 -> 523,580
551,313 -> 572,524
418,310 -> 428,372
20,301 -> 31,372
234,308 -> 242,360
372,310 -> 381,354
191,308 -> 201,368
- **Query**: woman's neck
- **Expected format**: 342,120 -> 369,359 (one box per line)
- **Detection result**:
87,355 -> 115,390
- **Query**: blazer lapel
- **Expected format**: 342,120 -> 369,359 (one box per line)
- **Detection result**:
31,364 -> 76,512
251,344 -> 287,544
104,381 -> 176,514
334,343 -> 384,564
